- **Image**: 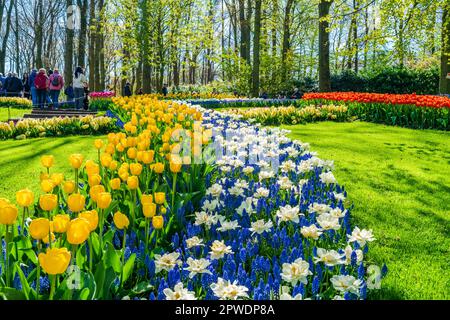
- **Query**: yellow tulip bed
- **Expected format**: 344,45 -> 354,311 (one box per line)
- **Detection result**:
0,116 -> 118,140
224,105 -> 351,126
0,97 -> 212,300
0,97 -> 33,109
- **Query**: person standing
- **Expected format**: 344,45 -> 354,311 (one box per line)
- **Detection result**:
64,83 -> 75,107
29,69 -> 38,105
34,68 -> 49,109
0,73 -> 5,97
48,68 -> 64,108
6,73 -> 23,97
124,82 -> 132,97
73,66 -> 88,110
162,84 -> 168,97
22,73 -> 31,99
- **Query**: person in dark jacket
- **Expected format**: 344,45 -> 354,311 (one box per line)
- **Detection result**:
64,83 -> 75,108
6,73 -> 23,97
22,73 -> 31,99
0,73 -> 5,96
291,87 -> 303,100
162,84 -> 168,97
124,82 -> 132,97
29,69 -> 38,105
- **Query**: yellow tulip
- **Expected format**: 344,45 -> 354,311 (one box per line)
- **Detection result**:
52,214 -> 70,233
94,139 -> 104,150
141,194 -> 153,205
67,193 -> 85,213
160,207 -> 167,214
69,154 -> 84,169
38,247 -> 71,275
40,179 -> 55,193
113,211 -> 129,230
0,203 -> 18,225
89,185 -> 105,202
29,218 -> 50,240
88,174 -> 102,186
152,216 -> 164,229
127,147 -> 137,159
96,192 -> 112,209
63,181 -> 76,194
79,210 -> 98,231
143,203 -> 156,218
110,178 -> 121,190
43,232 -> 56,244
152,162 -> 164,174
40,172 -> 50,181
170,161 -> 182,174
109,160 -> 119,171
141,150 -> 155,164
16,189 -> 34,207
130,163 -> 143,176
66,218 -> 91,245
154,192 -> 166,205
100,153 -> 112,167
86,163 -> 100,176
39,194 -> 58,211
41,155 -> 54,168
50,173 -> 64,186
127,175 -> 139,190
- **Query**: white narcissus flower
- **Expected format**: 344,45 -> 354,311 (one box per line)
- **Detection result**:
154,252 -> 182,274
308,202 -> 332,215
330,275 -> 363,295
184,257 -> 213,279
301,224 -> 323,240
228,185 -> 244,197
217,220 -> 240,232
348,227 -> 376,247
194,211 -> 220,229
236,197 -> 256,216
259,170 -> 275,181
164,282 -> 197,300
249,219 -> 273,235
279,160 -> 297,173
280,258 -> 312,285
254,187 -> 270,198
317,213 -> 341,230
207,184 -> 223,197
279,286 -> 303,300
185,236 -> 204,249
277,176 -> 293,190
344,245 -> 363,265
234,179 -> 249,189
209,240 -> 234,260
314,248 -> 345,267
276,205 -> 302,224
329,207 -> 347,218
211,278 -> 249,300
333,192 -> 346,202
202,199 -> 223,212
319,171 -> 337,184
242,166 -> 254,175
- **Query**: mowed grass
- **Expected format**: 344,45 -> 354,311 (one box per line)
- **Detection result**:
0,107 -> 30,121
283,121 -> 450,300
0,135 -> 104,202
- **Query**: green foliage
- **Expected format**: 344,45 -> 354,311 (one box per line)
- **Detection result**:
89,98 -> 115,111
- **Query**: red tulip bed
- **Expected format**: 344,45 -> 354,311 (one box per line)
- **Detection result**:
303,92 -> 450,130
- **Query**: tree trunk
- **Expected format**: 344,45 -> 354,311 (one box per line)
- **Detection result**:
88,0 -> 96,91
14,0 -> 20,74
252,0 -> 262,97
35,1 -> 43,68
281,0 -> 294,82
65,0 -> 75,87
94,0 -> 105,91
318,0 -> 332,92
77,0 -> 88,67
440,6 -> 450,94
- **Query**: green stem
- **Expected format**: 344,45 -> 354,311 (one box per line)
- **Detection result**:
36,241 -> 41,300
21,207 -> 27,236
47,210 -> 52,249
145,219 -> 149,255
99,209 -> 104,251
49,275 -> 56,300
120,230 -> 127,288
131,190 -> 136,228
88,236 -> 93,272
5,225 -> 10,287
75,168 -> 79,194
171,173 -> 177,213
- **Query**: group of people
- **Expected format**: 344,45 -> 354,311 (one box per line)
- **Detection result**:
0,66 -> 89,110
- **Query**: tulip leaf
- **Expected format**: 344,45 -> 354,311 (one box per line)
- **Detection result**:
22,249 -> 38,265
123,253 -> 136,284
76,244 -> 87,269
79,288 -> 90,300
131,281 -> 153,295
14,263 -> 31,300
105,245 -> 122,274
90,233 -> 101,257
0,288 -> 27,300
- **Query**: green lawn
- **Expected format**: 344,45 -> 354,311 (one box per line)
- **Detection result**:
0,107 -> 30,121
0,136 -> 104,202
283,121 -> 450,300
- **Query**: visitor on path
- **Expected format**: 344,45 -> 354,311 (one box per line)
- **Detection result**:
162,84 -> 168,97
83,87 -> 90,110
137,88 -> 144,95
34,68 -> 49,109
291,87 -> 303,100
22,73 -> 31,99
5,73 -> 23,97
49,68 -> 64,108
73,66 -> 88,110
124,82 -> 132,97
65,83 -> 74,107
29,69 -> 38,105
0,73 -> 5,96
46,69 -> 53,106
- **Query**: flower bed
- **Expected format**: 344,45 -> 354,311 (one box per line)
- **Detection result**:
0,97 -> 385,300
0,97 -> 33,109
225,105 -> 351,126
0,116 -> 118,140
89,92 -> 116,100
303,92 -> 450,130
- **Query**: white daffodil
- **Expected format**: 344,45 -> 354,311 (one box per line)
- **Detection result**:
333,192 -> 346,202
217,220 -> 240,232
211,278 -> 249,300
154,252 -> 182,274
228,185 -> 245,197
185,236 -> 205,249
319,171 -> 337,184
254,187 -> 270,198
202,199 -> 223,212
242,166 -> 255,175
329,207 -> 347,218
301,224 -> 323,240
314,248 -> 345,267
259,170 -> 275,181
277,176 -> 293,190
207,183 -> 223,197
279,286 -> 303,300
209,240 -> 234,260
236,197 -> 256,216
316,213 -> 341,230
280,258 -> 312,285
194,211 -> 220,229
280,160 -> 297,173
164,282 -> 197,300
348,227 -> 376,247
330,275 -> 362,295
249,219 -> 273,235
184,257 -> 213,279
308,203 -> 332,215
276,205 -> 302,224
344,245 -> 363,265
